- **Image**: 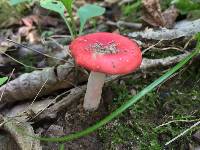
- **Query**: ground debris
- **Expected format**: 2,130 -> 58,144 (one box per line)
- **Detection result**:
0,61 -> 86,106
142,0 -> 166,27
193,131 -> 200,144
142,0 -> 178,28
46,124 -> 64,137
128,19 -> 200,40
0,117 -> 41,150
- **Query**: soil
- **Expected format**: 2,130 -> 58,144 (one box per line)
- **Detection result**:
40,98 -> 110,150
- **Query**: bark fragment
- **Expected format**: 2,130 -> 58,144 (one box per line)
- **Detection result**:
0,60 -> 87,105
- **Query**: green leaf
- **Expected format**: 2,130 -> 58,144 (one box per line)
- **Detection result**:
9,0 -> 31,5
60,0 -> 73,15
78,4 -> 105,34
60,0 -> 77,38
0,77 -> 8,86
40,0 -> 74,38
171,0 -> 200,14
40,0 -> 65,15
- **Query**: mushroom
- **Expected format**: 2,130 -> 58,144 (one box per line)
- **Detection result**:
70,32 -> 142,111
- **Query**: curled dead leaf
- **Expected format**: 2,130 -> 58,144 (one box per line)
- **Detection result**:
142,0 -> 178,28
142,0 -> 166,27
0,38 -> 14,54
17,26 -> 40,44
21,15 -> 59,27
162,6 -> 179,28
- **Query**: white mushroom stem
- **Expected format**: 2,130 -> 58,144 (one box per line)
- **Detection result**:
83,71 -> 106,111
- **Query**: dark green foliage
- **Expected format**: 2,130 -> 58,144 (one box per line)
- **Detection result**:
171,0 -> 200,14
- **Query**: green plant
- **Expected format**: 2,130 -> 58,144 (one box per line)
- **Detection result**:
122,0 -> 141,16
171,0 -> 200,14
0,0 -> 27,28
77,4 -> 105,35
0,77 -> 8,86
9,0 -> 32,5
10,0 -> 105,39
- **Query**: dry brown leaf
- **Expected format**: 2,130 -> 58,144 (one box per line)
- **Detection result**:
162,6 -> 179,28
21,15 -> 59,27
26,30 -> 40,44
142,0 -> 178,28
39,16 -> 59,27
21,15 -> 40,27
142,0 -> 166,27
17,26 -> 40,44
17,26 -> 33,37
0,38 -> 15,54
19,14 -> 59,44
0,41 -> 11,54
1,117 -> 42,150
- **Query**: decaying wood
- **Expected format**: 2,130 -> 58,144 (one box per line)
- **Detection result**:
0,115 -> 42,150
3,86 -> 85,122
106,20 -> 142,30
0,130 -> 20,150
128,19 -> 200,40
35,86 -> 85,121
0,60 -> 87,106
3,99 -> 56,121
140,53 -> 189,70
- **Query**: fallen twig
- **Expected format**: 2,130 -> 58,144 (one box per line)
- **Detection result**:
34,86 -> 85,121
119,0 -> 134,6
106,20 -> 142,30
6,39 -> 68,63
140,53 -> 189,70
128,19 -> 200,40
3,86 -> 85,122
165,120 -> 200,146
0,60 -> 87,105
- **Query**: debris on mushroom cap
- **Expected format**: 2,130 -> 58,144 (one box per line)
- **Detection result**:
70,32 -> 142,75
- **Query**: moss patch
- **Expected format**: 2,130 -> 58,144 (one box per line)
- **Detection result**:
99,60 -> 200,149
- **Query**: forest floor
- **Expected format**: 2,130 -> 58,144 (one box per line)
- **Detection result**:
0,0 -> 200,150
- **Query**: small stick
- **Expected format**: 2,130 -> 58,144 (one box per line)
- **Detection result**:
165,120 -> 200,146
0,68 -> 15,103
106,20 -> 142,30
6,39 -> 68,63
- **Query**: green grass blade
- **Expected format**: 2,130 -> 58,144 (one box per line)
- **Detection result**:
30,48 -> 199,142
0,77 -> 8,86
60,0 -> 77,37
59,143 -> 65,150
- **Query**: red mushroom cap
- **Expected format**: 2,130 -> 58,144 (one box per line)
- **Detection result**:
70,32 -> 142,75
